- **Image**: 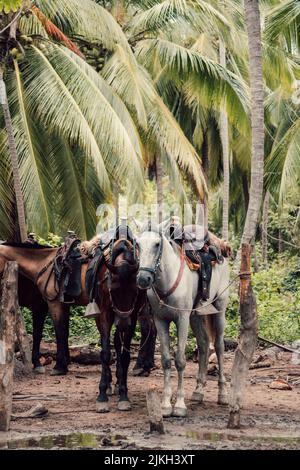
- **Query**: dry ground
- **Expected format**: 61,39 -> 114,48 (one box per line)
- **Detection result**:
1,349 -> 300,450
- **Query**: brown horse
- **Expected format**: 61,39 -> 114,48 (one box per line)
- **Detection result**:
0,237 -> 148,411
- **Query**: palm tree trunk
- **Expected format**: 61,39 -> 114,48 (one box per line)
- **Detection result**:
0,68 -> 27,242
201,132 -> 209,231
219,39 -> 230,241
261,191 -> 269,266
228,0 -> 264,429
156,154 -> 163,224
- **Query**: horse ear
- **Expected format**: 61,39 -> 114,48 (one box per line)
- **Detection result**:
131,218 -> 143,233
158,218 -> 169,232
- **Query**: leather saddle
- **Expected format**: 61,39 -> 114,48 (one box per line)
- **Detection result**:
85,224 -> 137,304
54,232 -> 83,303
169,224 -> 224,303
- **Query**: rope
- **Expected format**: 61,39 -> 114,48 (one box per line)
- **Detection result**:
118,320 -> 152,354
0,8 -> 23,35
151,271 -> 251,314
261,226 -> 300,250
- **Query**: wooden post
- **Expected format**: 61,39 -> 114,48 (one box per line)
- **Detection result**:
228,244 -> 257,429
16,308 -> 32,373
146,387 -> 165,434
0,262 -> 18,431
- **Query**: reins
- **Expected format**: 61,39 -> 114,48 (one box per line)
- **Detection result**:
152,271 -> 251,315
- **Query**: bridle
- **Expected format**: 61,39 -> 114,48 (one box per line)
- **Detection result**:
138,231 -> 163,283
106,238 -> 141,318
138,231 -> 186,301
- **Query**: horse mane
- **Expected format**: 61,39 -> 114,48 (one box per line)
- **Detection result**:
1,241 -> 53,249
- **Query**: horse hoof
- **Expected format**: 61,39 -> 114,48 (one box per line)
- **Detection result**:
118,400 -> 132,411
96,401 -> 110,413
107,386 -> 113,396
50,368 -> 67,376
191,391 -> 204,403
162,406 -> 172,418
132,367 -> 144,376
33,366 -> 45,375
218,395 -> 229,406
172,407 -> 187,418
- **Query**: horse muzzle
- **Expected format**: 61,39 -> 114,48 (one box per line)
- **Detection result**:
137,271 -> 154,290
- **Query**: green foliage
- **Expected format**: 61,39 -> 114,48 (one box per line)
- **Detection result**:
0,0 -> 22,14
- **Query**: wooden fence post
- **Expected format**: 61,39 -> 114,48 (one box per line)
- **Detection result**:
16,308 -> 32,373
0,261 -> 19,431
228,244 -> 257,429
146,387 -> 165,434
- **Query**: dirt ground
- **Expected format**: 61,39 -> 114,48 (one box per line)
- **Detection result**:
1,348 -> 300,450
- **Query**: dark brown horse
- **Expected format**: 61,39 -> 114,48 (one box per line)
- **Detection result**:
0,237 -> 151,411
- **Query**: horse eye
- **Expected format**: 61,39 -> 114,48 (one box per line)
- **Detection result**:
155,241 -> 160,247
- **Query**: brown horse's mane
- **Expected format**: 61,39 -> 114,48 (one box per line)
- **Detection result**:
1,241 -> 53,250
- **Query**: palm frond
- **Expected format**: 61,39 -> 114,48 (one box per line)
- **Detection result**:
35,0 -> 130,51
266,117 -> 300,203
12,61 -> 54,235
21,45 -> 111,196
136,38 -> 250,134
265,0 -> 300,51
128,0 -> 229,38
45,44 -> 144,191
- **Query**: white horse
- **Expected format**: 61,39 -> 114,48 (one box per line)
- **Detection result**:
136,222 -> 230,417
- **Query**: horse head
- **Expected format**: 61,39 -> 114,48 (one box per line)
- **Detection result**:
106,238 -> 140,319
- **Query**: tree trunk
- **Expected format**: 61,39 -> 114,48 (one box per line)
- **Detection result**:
201,132 -> 209,231
228,245 -> 257,429
15,309 -> 32,373
278,228 -> 283,253
0,262 -> 18,431
228,0 -> 264,429
146,387 -> 165,434
156,155 -> 164,224
0,69 -> 27,242
219,38 -> 230,241
261,191 -> 269,266
113,183 -> 119,228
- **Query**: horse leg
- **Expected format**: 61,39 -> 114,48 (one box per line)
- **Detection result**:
48,302 -> 70,376
133,315 -> 156,376
32,304 -> 47,373
190,314 -> 209,403
173,315 -> 189,417
95,315 -> 113,413
155,317 -> 172,417
213,299 -> 228,405
115,317 -> 137,411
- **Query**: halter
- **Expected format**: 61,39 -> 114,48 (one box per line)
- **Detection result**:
139,231 -> 186,301
138,231 -> 163,282
106,237 -> 140,318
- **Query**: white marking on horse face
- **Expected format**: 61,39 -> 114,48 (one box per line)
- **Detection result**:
138,232 -> 161,269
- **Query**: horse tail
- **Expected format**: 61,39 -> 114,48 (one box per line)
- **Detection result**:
204,315 -> 216,344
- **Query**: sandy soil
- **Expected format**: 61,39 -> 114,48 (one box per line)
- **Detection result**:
1,349 -> 300,450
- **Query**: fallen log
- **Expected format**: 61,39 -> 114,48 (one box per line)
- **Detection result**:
11,403 -> 48,419
258,336 -> 300,355
39,341 -> 101,365
0,262 -> 18,431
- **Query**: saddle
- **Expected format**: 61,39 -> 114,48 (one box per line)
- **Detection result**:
85,224 -> 137,305
54,232 -> 83,303
169,224 -> 226,303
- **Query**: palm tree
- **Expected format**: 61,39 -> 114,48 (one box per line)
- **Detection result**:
228,0 -> 265,429
0,67 -> 27,241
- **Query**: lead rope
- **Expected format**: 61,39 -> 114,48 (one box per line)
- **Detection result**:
152,271 -> 251,314
118,320 -> 153,354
